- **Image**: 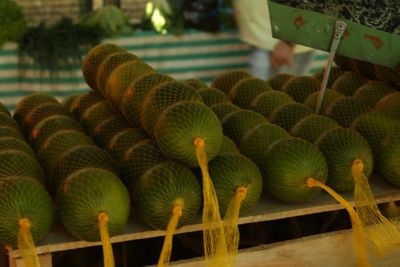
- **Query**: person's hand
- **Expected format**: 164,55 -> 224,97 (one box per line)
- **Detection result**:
271,41 -> 295,69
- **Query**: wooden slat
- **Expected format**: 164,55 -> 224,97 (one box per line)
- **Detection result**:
7,176 -> 400,258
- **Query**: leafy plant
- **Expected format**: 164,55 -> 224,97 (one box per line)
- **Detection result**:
0,0 -> 27,48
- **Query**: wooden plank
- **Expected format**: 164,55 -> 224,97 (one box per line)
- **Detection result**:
9,253 -> 52,267
8,176 -> 400,257
169,230 -> 400,267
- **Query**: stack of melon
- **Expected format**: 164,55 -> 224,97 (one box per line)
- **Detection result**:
14,94 -> 130,267
0,103 -> 54,267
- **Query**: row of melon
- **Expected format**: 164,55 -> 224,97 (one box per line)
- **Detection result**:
10,94 -> 131,267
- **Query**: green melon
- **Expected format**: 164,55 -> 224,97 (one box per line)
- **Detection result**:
184,78 -> 208,90
80,101 -> 114,135
375,64 -> 400,85
70,90 -> 103,121
208,153 -> 263,215
325,97 -> 371,128
0,150 -> 46,184
210,103 -> 241,122
0,137 -> 36,158
261,137 -> 328,203
22,102 -> 73,135
312,67 -> 346,88
222,109 -> 269,144
304,89 -> 345,113
218,136 -> 239,154
14,93 -> 59,124
140,81 -> 202,135
266,73 -> 294,90
106,128 -> 148,163
38,129 -> 93,174
121,73 -> 175,127
120,139 -> 167,190
352,59 -> 377,80
211,70 -> 251,94
0,176 -> 53,247
0,126 -> 24,140
105,60 -> 154,107
155,101 -> 223,167
0,113 -> 20,131
57,167 -> 130,241
239,123 -> 288,166
28,115 -> 83,151
96,51 -> 138,94
229,77 -> 272,109
249,90 -> 295,119
353,81 -> 396,107
282,76 -> 320,102
92,115 -> 129,147
351,111 -> 400,156
374,92 -> 400,120
316,128 -> 373,192
133,162 -> 201,229
82,43 -> 126,91
290,115 -> 340,144
197,88 -> 230,107
331,72 -> 369,96
378,128 -> 400,187
61,94 -> 82,111
0,102 -> 10,116
51,145 -> 116,193
270,103 -> 314,131
334,55 -> 355,71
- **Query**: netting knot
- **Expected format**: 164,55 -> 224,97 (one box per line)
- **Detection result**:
236,187 -> 247,200
193,137 -> 205,148
19,218 -> 31,230
172,206 -> 183,217
352,159 -> 364,176
98,212 -> 109,223
306,177 -> 316,188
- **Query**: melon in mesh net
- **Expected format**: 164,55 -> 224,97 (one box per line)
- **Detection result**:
120,139 -> 168,190
270,102 -> 314,131
105,60 -> 154,108
0,102 -> 10,116
352,59 -> 377,80
82,43 -> 126,91
184,78 -> 208,90
133,162 -> 201,230
211,70 -> 251,94
229,77 -> 272,109
0,150 -> 46,185
80,100 -> 115,135
210,102 -> 241,122
0,136 -> 36,159
375,64 -> 400,85
0,126 -> 24,141
290,114 -> 340,144
57,167 -> 130,241
14,93 -> 60,124
374,92 -> 400,120
221,109 -> 269,145
92,115 -> 130,147
324,97 -> 371,128
0,113 -> 21,132
249,90 -> 295,119
70,90 -> 104,121
266,73 -> 294,90
218,136 -> 239,154
62,94 -> 82,111
261,137 -> 328,203
154,101 -> 223,167
28,114 -> 83,151
22,102 -> 74,135
282,76 -> 321,103
140,81 -> 203,135
208,153 -> 263,216
239,123 -> 288,166
303,89 -> 345,113
379,128 -> 400,187
197,88 -> 230,107
51,144 -> 116,194
0,176 -> 54,247
351,111 -> 400,156
121,73 -> 175,127
312,66 -> 346,88
106,128 -> 148,163
96,51 -> 138,94
316,127 -> 374,192
331,72 -> 369,96
353,81 -> 396,108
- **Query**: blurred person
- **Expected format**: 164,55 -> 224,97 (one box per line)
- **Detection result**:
233,0 -> 315,80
